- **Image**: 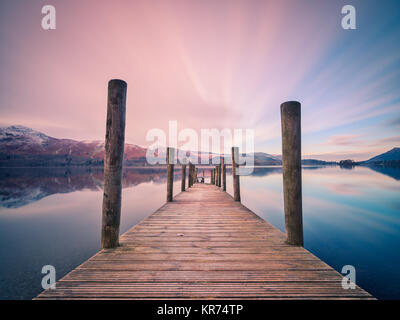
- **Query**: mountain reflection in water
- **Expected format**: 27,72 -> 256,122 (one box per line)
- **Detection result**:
0,165 -> 399,299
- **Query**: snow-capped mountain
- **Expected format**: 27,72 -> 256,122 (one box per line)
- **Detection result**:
0,125 -> 342,167
0,125 -> 147,166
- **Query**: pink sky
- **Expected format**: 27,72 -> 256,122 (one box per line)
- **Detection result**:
0,0 -> 399,161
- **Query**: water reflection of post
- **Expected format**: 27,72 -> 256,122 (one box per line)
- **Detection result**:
280,101 -> 304,246
101,79 -> 127,249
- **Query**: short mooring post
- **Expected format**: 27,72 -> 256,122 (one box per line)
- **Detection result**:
187,162 -> 192,187
218,162 -> 222,187
166,147 -> 174,202
222,157 -> 226,191
189,163 -> 195,187
188,163 -> 191,187
191,164 -> 195,186
281,101 -> 303,246
181,159 -> 186,192
214,168 -> 217,185
216,164 -> 219,187
231,147 -> 241,202
101,79 -> 127,249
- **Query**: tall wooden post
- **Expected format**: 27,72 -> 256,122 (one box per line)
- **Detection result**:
281,101 -> 303,246
231,147 -> 241,202
101,79 -> 127,249
166,147 -> 174,202
222,157 -> 226,191
211,169 -> 215,184
181,160 -> 186,192
195,168 -> 198,183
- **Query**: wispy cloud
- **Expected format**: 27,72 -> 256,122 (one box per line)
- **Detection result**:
0,0 -> 399,162
386,117 -> 400,127
321,135 -> 364,147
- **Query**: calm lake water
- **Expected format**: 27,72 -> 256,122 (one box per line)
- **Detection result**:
0,165 -> 399,300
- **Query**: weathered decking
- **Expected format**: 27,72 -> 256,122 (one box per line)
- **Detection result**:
36,184 -> 372,299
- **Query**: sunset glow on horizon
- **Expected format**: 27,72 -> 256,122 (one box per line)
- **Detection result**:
0,0 -> 399,161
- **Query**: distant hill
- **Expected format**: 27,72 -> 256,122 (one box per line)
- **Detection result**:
302,159 -> 336,165
0,125 -> 147,167
364,148 -> 400,164
0,125 -> 336,167
252,152 -> 282,165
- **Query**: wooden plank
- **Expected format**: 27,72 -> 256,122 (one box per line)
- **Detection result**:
36,184 -> 373,300
59,270 -> 349,282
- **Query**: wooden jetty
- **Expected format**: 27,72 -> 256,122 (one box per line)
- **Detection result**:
36,81 -> 373,299
36,183 -> 372,299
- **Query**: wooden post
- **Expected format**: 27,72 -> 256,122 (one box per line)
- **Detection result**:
166,147 -> 174,202
222,157 -> 226,191
211,169 -> 215,184
214,168 -> 216,185
231,147 -> 241,202
216,165 -> 219,187
195,168 -> 198,183
181,160 -> 186,192
218,162 -> 222,187
189,163 -> 194,187
101,79 -> 127,249
281,101 -> 303,246
192,165 -> 195,185
189,163 -> 191,187
188,162 -> 192,187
